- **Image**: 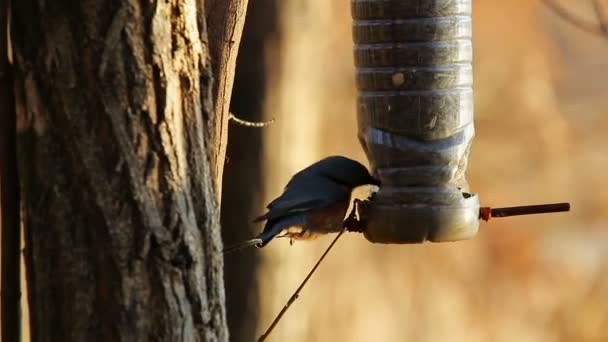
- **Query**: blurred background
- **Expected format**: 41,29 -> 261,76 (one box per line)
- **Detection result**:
221,0 -> 608,341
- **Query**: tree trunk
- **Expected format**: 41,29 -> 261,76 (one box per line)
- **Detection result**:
221,0 -> 278,339
11,1 -> 229,341
0,1 -> 21,341
205,0 -> 249,202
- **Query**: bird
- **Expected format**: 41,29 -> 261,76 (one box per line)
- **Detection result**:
224,156 -> 380,253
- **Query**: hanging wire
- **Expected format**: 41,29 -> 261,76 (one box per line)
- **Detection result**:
257,229 -> 346,342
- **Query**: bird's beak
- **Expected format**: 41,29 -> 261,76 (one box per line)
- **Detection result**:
370,177 -> 381,186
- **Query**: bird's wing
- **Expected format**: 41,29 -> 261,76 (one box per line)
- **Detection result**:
252,198 -> 327,223
252,180 -> 349,222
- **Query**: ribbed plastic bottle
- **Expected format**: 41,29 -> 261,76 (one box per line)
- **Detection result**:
352,0 -> 480,243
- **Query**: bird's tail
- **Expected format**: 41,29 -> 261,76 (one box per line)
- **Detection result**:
223,232 -> 278,253
254,219 -> 288,248
254,230 -> 277,248
223,219 -> 287,254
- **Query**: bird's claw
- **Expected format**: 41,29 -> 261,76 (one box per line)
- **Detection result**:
343,199 -> 366,232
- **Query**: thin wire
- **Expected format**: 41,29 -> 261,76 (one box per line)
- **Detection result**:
257,229 -> 346,342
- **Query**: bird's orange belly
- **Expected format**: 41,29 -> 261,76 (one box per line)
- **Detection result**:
280,200 -> 350,241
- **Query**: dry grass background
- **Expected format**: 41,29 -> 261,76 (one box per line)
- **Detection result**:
253,1 -> 608,341
11,1 -> 608,341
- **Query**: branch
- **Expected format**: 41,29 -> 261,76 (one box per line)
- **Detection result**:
0,1 -> 22,342
204,0 -> 250,203
542,0 -> 608,38
229,112 -> 275,127
592,0 -> 608,34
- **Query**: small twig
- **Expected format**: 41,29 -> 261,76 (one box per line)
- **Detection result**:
592,0 -> 608,34
229,112 -> 275,127
257,229 -> 346,342
542,0 -> 607,37
480,202 -> 570,222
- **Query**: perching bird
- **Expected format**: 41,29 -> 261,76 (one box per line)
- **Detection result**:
224,156 -> 380,253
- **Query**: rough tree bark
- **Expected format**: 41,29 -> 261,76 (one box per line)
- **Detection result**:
11,0 -> 234,340
205,0 -> 249,202
1,1 -> 21,341
221,0 -> 278,339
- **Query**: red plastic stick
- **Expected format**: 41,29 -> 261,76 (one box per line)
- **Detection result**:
480,202 -> 570,222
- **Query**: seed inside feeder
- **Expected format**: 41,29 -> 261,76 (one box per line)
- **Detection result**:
392,72 -> 405,86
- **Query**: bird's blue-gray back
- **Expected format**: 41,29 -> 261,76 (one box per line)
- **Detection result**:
254,177 -> 349,222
